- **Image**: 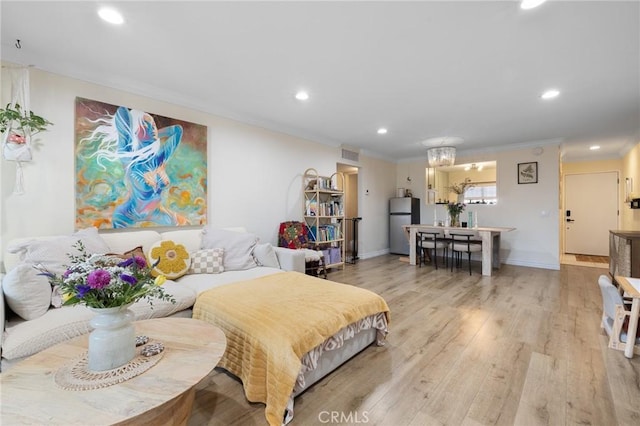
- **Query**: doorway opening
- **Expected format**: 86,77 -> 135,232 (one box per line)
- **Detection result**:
338,163 -> 359,263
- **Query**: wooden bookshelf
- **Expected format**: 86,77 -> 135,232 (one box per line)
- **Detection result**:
303,168 -> 345,270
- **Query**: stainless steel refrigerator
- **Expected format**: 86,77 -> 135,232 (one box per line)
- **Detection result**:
389,197 -> 421,255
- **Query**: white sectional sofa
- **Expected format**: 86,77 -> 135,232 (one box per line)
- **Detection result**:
0,226 -> 305,371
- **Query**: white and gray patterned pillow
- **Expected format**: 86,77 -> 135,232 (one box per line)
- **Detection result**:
188,248 -> 224,274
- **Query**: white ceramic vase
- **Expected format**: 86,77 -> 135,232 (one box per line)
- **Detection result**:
88,304 -> 136,371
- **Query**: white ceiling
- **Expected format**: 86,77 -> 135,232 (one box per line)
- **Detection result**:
1,1 -> 638,163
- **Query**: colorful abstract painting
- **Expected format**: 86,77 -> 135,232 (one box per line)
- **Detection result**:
75,97 -> 207,229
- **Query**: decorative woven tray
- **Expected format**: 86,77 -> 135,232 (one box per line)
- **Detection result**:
55,340 -> 164,391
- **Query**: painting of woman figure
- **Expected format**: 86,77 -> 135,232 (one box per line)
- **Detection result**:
75,97 -> 207,229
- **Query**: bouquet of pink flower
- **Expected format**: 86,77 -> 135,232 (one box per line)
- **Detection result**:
36,241 -> 174,309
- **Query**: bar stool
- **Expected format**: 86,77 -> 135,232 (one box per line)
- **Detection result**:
417,231 -> 449,269
450,231 -> 482,275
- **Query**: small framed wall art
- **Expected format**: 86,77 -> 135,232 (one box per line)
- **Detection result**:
518,161 -> 538,184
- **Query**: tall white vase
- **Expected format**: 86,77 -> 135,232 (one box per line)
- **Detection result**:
88,304 -> 136,371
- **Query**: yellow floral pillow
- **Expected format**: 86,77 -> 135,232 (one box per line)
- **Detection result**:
147,240 -> 191,279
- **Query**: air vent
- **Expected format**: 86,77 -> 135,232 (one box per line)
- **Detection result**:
341,148 -> 359,162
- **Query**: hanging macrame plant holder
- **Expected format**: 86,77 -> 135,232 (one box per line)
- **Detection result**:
2,67 -> 32,194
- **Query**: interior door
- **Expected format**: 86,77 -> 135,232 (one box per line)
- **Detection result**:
565,172 -> 618,256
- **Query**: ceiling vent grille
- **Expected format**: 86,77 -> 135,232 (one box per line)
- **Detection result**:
341,148 -> 359,162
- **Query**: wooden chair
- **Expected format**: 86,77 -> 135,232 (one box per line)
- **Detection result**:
598,275 -> 640,354
449,231 -> 482,275
416,231 -> 449,269
278,221 -> 327,278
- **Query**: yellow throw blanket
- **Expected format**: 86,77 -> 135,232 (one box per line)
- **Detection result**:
193,271 -> 390,426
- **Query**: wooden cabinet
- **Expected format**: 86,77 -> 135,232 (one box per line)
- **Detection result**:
303,168 -> 345,270
609,230 -> 640,284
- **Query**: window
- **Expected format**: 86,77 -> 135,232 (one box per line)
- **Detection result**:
464,182 -> 497,204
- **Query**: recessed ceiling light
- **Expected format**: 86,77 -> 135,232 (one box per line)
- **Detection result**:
377,128 -> 388,135
295,91 -> 309,101
98,7 -> 124,25
521,0 -> 547,10
541,89 -> 560,100
590,145 -> 601,150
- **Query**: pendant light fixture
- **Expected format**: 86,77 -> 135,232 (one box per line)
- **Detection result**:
422,137 -> 463,167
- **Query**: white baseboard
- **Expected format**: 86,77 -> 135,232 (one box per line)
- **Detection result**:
359,249 -> 561,271
502,258 -> 560,270
358,249 -> 390,260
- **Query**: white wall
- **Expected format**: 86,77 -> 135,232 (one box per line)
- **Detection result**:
0,66 -> 565,270
358,155 -> 397,257
0,67 -> 397,268
621,142 -> 640,230
398,146 -> 561,270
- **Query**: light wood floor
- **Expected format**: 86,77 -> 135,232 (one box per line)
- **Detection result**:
188,255 -> 640,426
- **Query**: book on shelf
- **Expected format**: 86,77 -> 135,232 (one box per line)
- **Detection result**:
317,224 -> 341,241
307,224 -> 342,242
308,225 -> 317,241
307,176 -> 337,191
305,199 -> 318,216
316,200 -> 343,216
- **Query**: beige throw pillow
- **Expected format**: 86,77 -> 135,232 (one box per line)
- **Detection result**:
3,264 -> 52,320
7,227 -> 110,274
106,246 -> 146,261
201,227 -> 258,271
253,243 -> 280,269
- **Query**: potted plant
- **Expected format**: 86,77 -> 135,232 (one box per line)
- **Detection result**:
447,178 -> 475,203
0,103 -> 53,144
446,202 -> 466,227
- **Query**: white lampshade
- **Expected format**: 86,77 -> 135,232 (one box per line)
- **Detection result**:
427,146 -> 456,167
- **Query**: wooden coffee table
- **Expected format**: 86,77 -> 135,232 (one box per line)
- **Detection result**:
0,317 -> 226,425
